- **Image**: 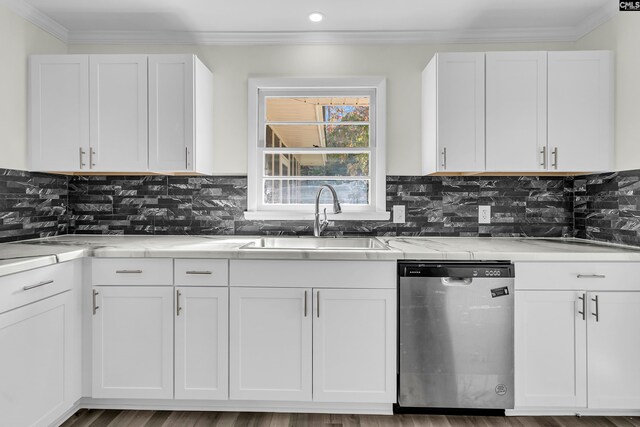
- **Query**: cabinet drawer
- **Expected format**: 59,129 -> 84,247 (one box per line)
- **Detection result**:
0,261 -> 76,314
92,258 -> 173,285
230,260 -> 396,289
174,259 -> 228,286
515,262 -> 640,291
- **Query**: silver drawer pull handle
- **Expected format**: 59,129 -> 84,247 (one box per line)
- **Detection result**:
116,269 -> 143,274
577,274 -> 606,279
23,280 -> 54,291
185,271 -> 212,275
92,289 -> 100,315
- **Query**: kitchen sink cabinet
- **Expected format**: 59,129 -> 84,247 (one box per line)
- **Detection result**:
313,289 -> 396,403
29,54 -> 213,174
91,286 -> 174,399
229,286 -> 396,403
229,287 -> 313,401
515,263 -> 640,412
175,286 -> 229,400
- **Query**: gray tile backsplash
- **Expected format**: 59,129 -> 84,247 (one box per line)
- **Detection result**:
1,167 -> 639,247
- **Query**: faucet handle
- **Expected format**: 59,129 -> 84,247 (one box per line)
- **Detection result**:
320,208 -> 329,232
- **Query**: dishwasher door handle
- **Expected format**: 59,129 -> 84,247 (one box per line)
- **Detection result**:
441,277 -> 473,286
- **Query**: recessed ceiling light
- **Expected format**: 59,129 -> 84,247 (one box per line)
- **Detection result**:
309,12 -> 324,23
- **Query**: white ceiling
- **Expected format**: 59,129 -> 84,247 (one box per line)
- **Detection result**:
2,0 -> 617,45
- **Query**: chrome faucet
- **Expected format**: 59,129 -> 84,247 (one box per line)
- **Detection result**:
314,184 -> 342,237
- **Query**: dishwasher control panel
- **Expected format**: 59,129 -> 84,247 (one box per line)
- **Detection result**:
399,262 -> 514,278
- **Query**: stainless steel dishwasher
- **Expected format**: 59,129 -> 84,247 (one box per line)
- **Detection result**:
398,262 -> 515,410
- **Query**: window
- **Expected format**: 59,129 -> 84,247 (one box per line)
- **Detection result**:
245,77 -> 389,220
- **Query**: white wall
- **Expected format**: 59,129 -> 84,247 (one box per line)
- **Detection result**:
576,13 -> 640,172
68,42 -> 576,175
0,6 -> 66,170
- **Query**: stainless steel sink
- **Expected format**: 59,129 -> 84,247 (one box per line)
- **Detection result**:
240,237 -> 389,251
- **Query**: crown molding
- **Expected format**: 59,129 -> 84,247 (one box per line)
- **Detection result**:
574,0 -> 618,40
0,0 -> 68,42
66,27 -> 583,46
2,0 -> 618,46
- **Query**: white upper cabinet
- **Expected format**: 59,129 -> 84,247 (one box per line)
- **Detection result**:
148,55 -> 214,174
548,51 -> 614,173
89,55 -> 148,172
29,54 -> 213,174
29,55 -> 90,172
486,52 -> 547,172
422,50 -> 613,175
422,52 -> 485,174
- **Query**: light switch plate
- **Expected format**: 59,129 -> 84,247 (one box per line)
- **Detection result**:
479,205 -> 491,224
393,205 -> 406,223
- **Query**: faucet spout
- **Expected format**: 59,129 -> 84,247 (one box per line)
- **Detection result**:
314,184 -> 342,237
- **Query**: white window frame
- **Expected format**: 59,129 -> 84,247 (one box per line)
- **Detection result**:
245,77 -> 389,221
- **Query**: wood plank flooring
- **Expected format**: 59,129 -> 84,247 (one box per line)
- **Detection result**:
60,410 -> 640,427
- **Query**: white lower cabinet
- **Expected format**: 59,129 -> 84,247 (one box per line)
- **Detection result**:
515,291 -> 587,408
229,286 -> 396,403
0,291 -> 78,427
313,289 -> 396,403
230,287 -> 312,401
587,292 -> 640,409
92,286 -> 174,399
516,288 -> 640,411
175,286 -> 229,400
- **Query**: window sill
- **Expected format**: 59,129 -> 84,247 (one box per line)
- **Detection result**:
243,211 -> 391,221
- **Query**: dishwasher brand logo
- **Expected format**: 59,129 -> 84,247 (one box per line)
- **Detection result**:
495,384 -> 508,396
620,1 -> 640,10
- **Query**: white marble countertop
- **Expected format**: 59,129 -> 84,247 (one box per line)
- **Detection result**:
1,234 -> 640,277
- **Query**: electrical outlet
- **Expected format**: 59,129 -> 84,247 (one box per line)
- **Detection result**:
393,205 -> 406,223
479,205 -> 491,224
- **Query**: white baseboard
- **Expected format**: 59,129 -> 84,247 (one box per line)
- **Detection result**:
507,408 -> 640,417
78,397 -> 394,415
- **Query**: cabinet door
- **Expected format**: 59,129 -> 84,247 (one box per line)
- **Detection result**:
175,287 -> 228,400
230,287 -> 312,401
0,291 -> 75,427
313,289 -> 396,403
436,52 -> 485,172
514,291 -> 587,408
588,292 -> 640,409
29,55 -> 89,172
548,51 -> 613,172
89,55 -> 148,172
486,52 -> 547,172
148,55 -> 194,172
92,286 -> 173,399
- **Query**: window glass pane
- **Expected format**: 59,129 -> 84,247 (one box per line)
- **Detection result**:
264,180 -> 369,205
265,153 -> 369,177
266,97 -> 369,123
265,124 -> 369,148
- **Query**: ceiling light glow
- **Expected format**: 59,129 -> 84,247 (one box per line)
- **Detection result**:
309,12 -> 324,23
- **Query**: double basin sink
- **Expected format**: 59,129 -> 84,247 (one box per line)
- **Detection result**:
240,237 -> 389,251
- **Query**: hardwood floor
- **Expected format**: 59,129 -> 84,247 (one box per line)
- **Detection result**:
60,410 -> 640,427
